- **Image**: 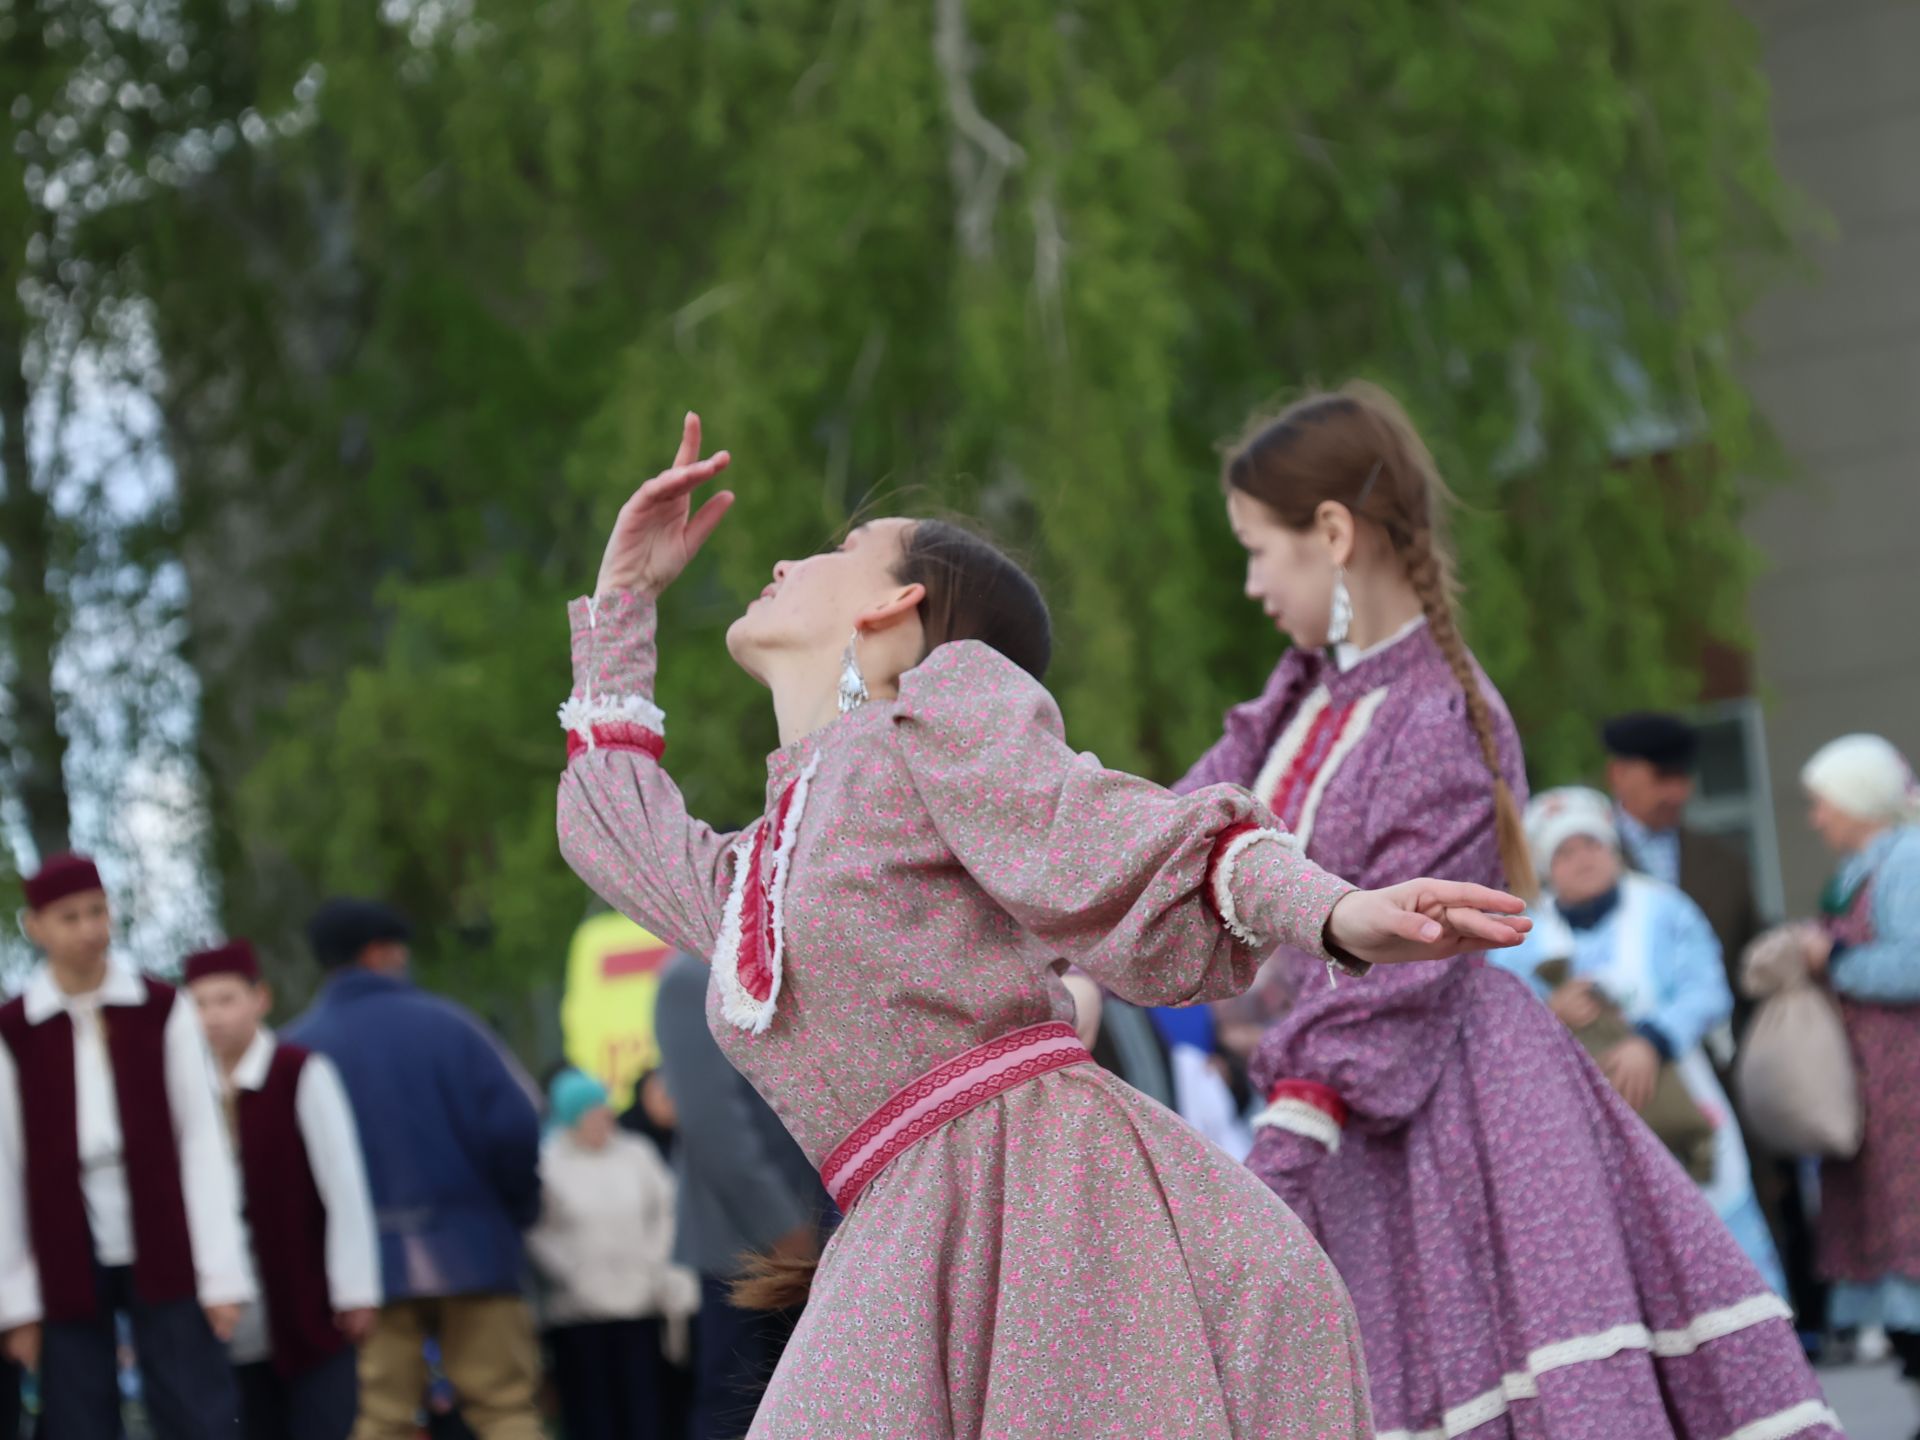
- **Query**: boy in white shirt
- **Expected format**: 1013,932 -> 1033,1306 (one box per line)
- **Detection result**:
187,938 -> 381,1440
0,852 -> 252,1440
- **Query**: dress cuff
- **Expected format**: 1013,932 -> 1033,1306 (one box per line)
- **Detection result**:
564,592 -> 666,759
1252,1079 -> 1349,1153
1205,822 -> 1365,976
568,590 -> 661,702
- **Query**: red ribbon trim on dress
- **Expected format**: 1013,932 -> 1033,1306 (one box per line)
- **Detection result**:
1268,698 -> 1351,824
565,723 -> 666,762
734,775 -> 804,1004
1202,820 -> 1261,928
1265,1078 -> 1349,1128
818,1022 -> 1092,1212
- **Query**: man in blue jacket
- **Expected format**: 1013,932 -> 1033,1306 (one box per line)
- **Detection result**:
287,900 -> 542,1440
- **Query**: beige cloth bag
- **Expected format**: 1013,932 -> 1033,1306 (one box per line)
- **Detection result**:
1734,923 -> 1862,1158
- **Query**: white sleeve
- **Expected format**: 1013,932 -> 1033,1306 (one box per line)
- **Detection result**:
295,1055 -> 383,1312
164,997 -> 255,1307
0,1044 -> 42,1330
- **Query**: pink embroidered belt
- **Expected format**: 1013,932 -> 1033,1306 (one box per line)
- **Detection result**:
818,1021 -> 1092,1212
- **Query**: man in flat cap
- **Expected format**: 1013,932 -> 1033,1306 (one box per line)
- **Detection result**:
1601,715 -> 1823,1341
1601,713 -> 1763,1003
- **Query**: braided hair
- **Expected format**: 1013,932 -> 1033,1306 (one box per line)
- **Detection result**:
1224,382 -> 1533,896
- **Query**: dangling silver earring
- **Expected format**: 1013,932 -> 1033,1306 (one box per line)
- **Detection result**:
1327,567 -> 1354,648
837,631 -> 869,715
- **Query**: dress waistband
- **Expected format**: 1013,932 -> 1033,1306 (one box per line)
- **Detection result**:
818,1021 -> 1092,1212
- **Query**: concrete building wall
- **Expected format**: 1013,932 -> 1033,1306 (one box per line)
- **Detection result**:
1741,0 -> 1920,911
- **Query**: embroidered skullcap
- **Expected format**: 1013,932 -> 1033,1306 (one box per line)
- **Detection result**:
549,1068 -> 611,1131
1524,787 -> 1620,881
22,852 -> 105,912
183,939 -> 261,986
306,898 -> 412,970
1801,734 -> 1920,825
1601,713 -> 1698,776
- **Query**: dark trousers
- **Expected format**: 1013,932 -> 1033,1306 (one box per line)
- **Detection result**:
40,1266 -> 237,1440
235,1347 -> 358,1440
691,1277 -> 793,1440
546,1319 -> 662,1440
0,1360 -> 17,1440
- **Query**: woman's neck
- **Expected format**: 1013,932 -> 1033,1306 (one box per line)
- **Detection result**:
767,654 -> 898,747
1343,567 -> 1425,652
1844,822 -> 1893,858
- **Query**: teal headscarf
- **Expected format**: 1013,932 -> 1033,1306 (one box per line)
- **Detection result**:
548,1068 -> 611,1133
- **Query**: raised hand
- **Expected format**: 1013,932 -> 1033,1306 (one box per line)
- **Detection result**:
595,412 -> 735,601
1325,879 -> 1531,967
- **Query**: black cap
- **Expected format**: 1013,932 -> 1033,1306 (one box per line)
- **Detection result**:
1601,713 -> 1697,776
306,898 -> 413,970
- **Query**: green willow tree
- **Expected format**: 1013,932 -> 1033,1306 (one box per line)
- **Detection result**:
66,0 -> 1797,1016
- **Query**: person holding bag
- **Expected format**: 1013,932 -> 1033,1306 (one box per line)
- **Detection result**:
1797,735 -> 1920,1390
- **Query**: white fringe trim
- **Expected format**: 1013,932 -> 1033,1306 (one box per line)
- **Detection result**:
1372,1294 -> 1809,1440
711,832 -> 760,1031
1210,826 -> 1303,949
556,693 -> 667,747
1250,1097 -> 1341,1153
711,756 -> 818,1036
1293,685 -> 1388,850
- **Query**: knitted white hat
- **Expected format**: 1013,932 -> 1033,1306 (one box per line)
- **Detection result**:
1524,786 -> 1619,882
1801,734 -> 1920,824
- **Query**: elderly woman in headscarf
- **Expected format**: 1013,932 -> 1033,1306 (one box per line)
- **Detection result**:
1801,735 -> 1920,1386
1497,786 -> 1787,1294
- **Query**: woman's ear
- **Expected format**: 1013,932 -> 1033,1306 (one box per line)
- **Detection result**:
858,582 -> 926,634
1315,500 -> 1357,568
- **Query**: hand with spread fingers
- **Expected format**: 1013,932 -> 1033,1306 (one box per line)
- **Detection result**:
595,411 -> 735,601
1326,880 -> 1531,967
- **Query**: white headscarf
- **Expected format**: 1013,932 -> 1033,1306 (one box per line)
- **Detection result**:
1801,734 -> 1920,825
1524,786 -> 1619,884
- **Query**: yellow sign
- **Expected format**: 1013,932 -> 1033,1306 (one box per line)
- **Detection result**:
561,912 -> 673,1112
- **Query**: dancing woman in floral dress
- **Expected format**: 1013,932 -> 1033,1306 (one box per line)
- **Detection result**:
1183,382 -> 1838,1440
553,413 -> 1529,1439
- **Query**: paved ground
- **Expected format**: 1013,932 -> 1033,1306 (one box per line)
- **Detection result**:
1827,1362 -> 1915,1439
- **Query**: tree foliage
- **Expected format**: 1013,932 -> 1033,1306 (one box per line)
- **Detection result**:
5,0 -> 1800,1020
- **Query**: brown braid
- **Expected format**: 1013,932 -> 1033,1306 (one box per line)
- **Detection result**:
1399,532 -> 1536,900
1223,380 -> 1534,896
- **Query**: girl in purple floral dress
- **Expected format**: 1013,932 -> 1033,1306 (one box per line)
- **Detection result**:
553,414 -> 1532,1440
1181,383 -> 1838,1440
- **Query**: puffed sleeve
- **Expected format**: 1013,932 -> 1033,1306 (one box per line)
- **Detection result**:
893,641 -> 1357,1005
1246,686 -> 1522,1201
556,591 -> 747,959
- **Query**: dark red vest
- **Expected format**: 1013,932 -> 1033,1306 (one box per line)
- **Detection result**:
236,1043 -> 347,1377
0,977 -> 196,1322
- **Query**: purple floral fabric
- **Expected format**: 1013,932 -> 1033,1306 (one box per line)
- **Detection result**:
1180,629 -> 1838,1440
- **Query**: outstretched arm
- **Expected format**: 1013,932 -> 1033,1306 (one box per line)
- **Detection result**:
557,414 -> 746,956
894,643 -> 1525,1005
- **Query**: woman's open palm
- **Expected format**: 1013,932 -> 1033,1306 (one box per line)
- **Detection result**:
595,412 -> 734,600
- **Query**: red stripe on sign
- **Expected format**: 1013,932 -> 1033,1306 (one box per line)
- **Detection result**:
601,945 -> 669,980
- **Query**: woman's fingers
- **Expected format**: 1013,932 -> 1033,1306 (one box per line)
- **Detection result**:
672,411 -> 703,470
1441,907 -> 1531,947
1417,881 -> 1526,915
683,491 -> 736,554
638,452 -> 732,507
